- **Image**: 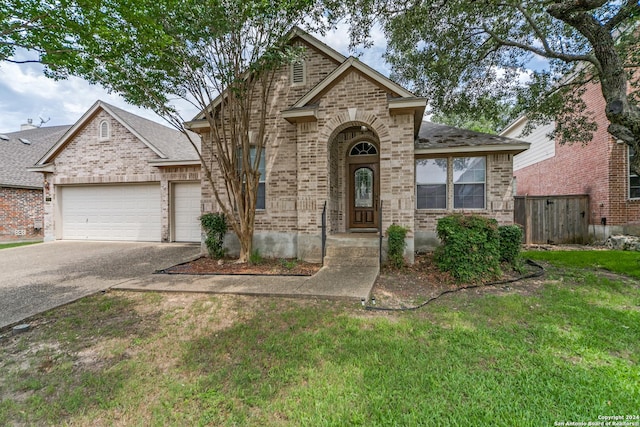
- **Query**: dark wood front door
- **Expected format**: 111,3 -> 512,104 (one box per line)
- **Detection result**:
349,163 -> 379,229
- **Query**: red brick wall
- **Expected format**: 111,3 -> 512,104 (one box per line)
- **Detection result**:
514,81 -> 640,226
0,187 -> 44,241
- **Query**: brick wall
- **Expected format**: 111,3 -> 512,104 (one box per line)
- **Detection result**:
514,80 -> 640,227
414,153 -> 515,232
44,110 -> 200,241
0,187 -> 43,241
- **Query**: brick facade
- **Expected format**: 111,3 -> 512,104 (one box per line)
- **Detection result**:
0,187 -> 43,241
198,32 -> 520,262
512,81 -> 640,234
41,108 -> 200,242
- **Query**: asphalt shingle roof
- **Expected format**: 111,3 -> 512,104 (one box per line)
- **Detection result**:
104,102 -> 200,161
0,125 -> 72,188
416,121 -> 528,149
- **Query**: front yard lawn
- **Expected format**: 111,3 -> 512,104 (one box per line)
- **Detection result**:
524,249 -> 640,279
1,250 -> 639,426
0,241 -> 41,250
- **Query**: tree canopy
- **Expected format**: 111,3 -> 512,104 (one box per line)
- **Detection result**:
2,0 -> 324,261
332,0 -> 640,171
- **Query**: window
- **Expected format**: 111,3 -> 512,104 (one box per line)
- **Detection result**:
453,157 -> 486,209
350,141 -> 378,156
630,147 -> 640,199
99,120 -> 110,140
416,159 -> 447,209
237,146 -> 266,210
291,60 -> 305,85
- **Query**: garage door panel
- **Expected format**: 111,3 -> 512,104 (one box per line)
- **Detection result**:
61,185 -> 161,241
173,182 -> 201,242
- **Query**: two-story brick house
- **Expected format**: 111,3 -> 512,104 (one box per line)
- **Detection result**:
502,79 -> 640,241
187,28 -> 529,262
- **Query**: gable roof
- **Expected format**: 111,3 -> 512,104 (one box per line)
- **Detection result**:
415,121 -> 530,154
288,56 -> 418,109
0,125 -> 72,189
37,100 -> 199,166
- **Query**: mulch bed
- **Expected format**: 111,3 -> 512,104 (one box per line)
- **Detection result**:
159,256 -> 322,276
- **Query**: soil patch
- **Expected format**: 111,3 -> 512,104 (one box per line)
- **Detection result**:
159,256 -> 322,276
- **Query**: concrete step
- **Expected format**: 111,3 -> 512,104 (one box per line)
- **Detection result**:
324,234 -> 380,267
323,255 -> 379,267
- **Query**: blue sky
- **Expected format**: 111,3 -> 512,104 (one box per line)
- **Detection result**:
0,24 -> 389,133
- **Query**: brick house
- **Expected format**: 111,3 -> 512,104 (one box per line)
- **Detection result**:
29,100 -> 202,242
187,28 -> 529,262
0,124 -> 71,242
502,80 -> 640,240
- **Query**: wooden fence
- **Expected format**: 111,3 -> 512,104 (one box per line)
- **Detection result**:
514,195 -> 590,244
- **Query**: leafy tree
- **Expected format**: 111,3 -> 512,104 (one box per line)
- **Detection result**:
0,0 -> 79,64
431,97 -> 519,134
330,0 -> 640,173
3,0 -> 323,262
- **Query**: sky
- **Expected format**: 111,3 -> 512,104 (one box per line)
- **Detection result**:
0,23 -> 389,134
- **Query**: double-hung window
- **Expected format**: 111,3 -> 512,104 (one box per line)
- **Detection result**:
237,146 -> 266,210
416,159 -> 447,209
453,157 -> 486,209
630,147 -> 640,199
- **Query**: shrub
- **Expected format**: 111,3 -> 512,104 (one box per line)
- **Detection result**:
499,224 -> 523,266
249,248 -> 263,265
386,224 -> 409,269
200,212 -> 227,259
434,214 -> 501,283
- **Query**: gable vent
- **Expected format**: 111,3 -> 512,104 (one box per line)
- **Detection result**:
19,138 -> 31,145
291,60 -> 305,85
0,134 -> 8,141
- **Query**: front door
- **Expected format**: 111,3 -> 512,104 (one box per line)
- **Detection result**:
349,163 -> 379,229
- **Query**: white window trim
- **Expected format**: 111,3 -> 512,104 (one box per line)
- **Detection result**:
415,158 -> 448,210
629,146 -> 640,200
98,120 -> 110,141
453,156 -> 486,210
415,156 -> 487,211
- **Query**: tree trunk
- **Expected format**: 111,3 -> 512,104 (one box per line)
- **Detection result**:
548,1 -> 640,174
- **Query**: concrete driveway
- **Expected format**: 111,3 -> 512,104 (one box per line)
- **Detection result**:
0,241 -> 200,329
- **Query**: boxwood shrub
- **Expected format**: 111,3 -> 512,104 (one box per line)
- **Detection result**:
498,224 -> 523,265
434,214 -> 501,283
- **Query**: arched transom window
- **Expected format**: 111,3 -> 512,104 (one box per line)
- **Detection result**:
349,141 -> 377,156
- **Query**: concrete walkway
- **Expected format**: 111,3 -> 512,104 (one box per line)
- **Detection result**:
112,265 -> 378,301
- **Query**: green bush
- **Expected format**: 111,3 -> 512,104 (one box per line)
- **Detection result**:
386,224 -> 409,269
499,224 -> 523,266
249,248 -> 263,265
200,212 -> 227,259
434,214 -> 501,283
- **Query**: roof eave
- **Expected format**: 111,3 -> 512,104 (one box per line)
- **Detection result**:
27,163 -> 55,173
415,143 -> 530,155
148,159 -> 201,167
281,108 -> 318,123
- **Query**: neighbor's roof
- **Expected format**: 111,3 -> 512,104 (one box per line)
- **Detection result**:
38,100 -> 200,166
0,125 -> 72,189
415,121 -> 530,154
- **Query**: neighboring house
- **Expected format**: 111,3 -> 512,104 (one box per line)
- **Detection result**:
502,80 -> 640,240
29,100 -> 202,243
0,123 -> 71,242
187,27 -> 529,262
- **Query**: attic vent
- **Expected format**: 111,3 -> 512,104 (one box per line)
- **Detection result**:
98,120 -> 110,140
0,134 -> 8,141
291,60 -> 305,85
19,138 -> 31,145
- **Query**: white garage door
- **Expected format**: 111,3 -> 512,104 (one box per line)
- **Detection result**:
173,182 -> 201,242
61,184 -> 161,241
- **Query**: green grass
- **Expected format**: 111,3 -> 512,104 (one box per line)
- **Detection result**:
523,249 -> 640,278
1,268 -> 639,426
0,241 -> 41,250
